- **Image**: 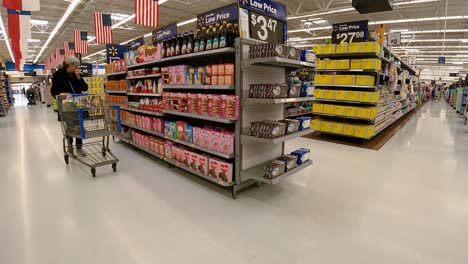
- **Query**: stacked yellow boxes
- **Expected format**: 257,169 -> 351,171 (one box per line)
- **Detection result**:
311,119 -> 375,139
315,90 -> 380,103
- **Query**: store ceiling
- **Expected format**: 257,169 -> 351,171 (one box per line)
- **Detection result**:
0,0 -> 467,80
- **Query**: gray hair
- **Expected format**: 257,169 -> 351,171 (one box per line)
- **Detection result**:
65,56 -> 80,66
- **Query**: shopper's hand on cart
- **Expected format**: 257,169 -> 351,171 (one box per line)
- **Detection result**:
57,93 -> 69,100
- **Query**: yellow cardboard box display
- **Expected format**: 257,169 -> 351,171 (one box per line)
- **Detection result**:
313,103 -> 324,113
324,90 -> 336,99
325,60 -> 337,69
331,123 -> 344,134
311,119 -> 321,130
335,59 -> 350,69
315,74 -> 334,85
336,44 -> 349,54
321,44 -> 336,54
349,43 -> 362,53
350,59 -> 363,69
316,60 -> 325,69
314,89 -> 324,98
334,105 -> 346,116
356,75 -> 375,86
335,90 -> 347,100
355,125 -> 374,139
347,91 -> 359,101
323,104 -> 335,114
362,58 -> 382,70
334,75 -> 356,85
343,124 -> 356,136
320,121 -> 332,132
361,42 -> 381,54
345,106 -> 358,117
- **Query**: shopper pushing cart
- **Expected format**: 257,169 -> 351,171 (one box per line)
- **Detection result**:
52,56 -> 121,177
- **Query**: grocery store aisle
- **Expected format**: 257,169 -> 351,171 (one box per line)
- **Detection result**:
1,101 -> 468,264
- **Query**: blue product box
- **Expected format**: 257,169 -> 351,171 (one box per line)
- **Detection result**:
296,116 -> 311,131
185,124 -> 193,143
300,82 -> 314,97
291,148 -> 311,165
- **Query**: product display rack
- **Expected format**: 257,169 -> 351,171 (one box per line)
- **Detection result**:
0,73 -> 10,115
116,38 -> 315,198
313,42 -> 417,140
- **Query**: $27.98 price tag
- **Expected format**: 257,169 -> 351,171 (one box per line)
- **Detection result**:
335,31 -> 366,44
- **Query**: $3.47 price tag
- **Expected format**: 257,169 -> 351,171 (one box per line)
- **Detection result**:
249,11 -> 284,43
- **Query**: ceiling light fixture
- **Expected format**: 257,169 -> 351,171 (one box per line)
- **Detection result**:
31,19 -> 48,25
0,11 -> 14,62
34,0 -> 81,63
287,0 -> 440,20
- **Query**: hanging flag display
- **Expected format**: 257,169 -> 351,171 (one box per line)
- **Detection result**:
7,9 -> 31,70
74,30 -> 88,54
135,0 -> 159,28
94,13 -> 113,44
64,42 -> 75,57
56,48 -> 65,64
3,0 -> 40,11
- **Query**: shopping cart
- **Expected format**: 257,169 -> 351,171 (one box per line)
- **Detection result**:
58,94 -> 122,177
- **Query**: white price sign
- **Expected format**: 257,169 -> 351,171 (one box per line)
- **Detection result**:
336,31 -> 366,44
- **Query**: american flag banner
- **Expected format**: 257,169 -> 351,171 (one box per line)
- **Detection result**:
94,13 -> 113,44
56,48 -> 65,64
63,42 -> 75,56
51,53 -> 56,68
135,0 -> 159,28
74,30 -> 88,54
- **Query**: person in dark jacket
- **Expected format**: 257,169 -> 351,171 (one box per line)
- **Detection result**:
51,56 -> 88,157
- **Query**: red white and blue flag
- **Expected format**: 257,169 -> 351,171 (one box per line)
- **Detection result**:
74,30 -> 88,54
135,0 -> 159,28
94,13 -> 113,44
56,48 -> 65,64
7,9 -> 31,70
3,0 -> 40,11
64,42 -> 75,57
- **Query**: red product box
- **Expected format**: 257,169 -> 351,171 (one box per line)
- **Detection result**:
218,64 -> 225,76
176,121 -> 186,141
212,64 -> 219,76
187,93 -> 198,113
207,95 -> 221,117
196,94 -> 209,115
226,95 -> 239,120
189,152 -> 199,171
208,158 -> 233,183
225,63 -> 234,75
212,76 -> 218,86
164,142 -> 173,159
201,128 -> 211,148
197,155 -> 209,175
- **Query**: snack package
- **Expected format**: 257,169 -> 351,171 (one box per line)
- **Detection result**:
278,155 -> 298,171
182,150 -> 191,167
197,155 -> 209,175
264,160 -> 286,179
176,121 -> 187,141
189,152 -> 199,171
185,124 -> 193,143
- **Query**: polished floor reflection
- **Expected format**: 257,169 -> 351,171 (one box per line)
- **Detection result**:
1,99 -> 467,264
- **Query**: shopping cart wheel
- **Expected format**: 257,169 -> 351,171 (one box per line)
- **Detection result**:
112,163 -> 117,172
91,168 -> 96,178
64,155 -> 69,164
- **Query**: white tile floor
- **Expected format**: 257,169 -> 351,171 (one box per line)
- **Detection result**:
1,97 -> 468,264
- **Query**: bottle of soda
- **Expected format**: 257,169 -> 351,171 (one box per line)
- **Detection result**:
175,34 -> 182,56
206,25 -> 214,50
199,27 -> 207,52
212,23 -> 220,49
194,29 -> 201,53
220,21 -> 228,48
187,31 -> 194,54
169,37 -> 176,57
226,23 -> 233,47
161,40 -> 167,58
181,32 -> 188,55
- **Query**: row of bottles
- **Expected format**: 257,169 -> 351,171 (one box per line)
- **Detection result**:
162,22 -> 239,58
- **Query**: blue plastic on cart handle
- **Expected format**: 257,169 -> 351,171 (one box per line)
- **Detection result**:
110,105 -> 122,134
77,108 -> 86,139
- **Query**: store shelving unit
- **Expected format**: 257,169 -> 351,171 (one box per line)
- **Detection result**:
105,71 -> 127,77
106,90 -> 127,94
313,43 -> 417,140
117,39 -> 315,198
127,93 -> 161,97
126,73 -> 161,80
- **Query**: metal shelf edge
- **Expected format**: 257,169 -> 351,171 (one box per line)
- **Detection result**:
120,107 -> 165,116
241,160 -> 313,184
164,110 -> 237,124
121,122 -> 234,159
242,97 -> 316,104
126,74 -> 161,80
119,138 -> 233,186
241,129 -> 313,144
127,93 -> 162,97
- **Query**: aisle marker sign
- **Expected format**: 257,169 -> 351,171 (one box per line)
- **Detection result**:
332,20 -> 369,44
388,32 -> 401,46
152,23 -> 177,44
106,44 -> 128,63
238,0 -> 287,43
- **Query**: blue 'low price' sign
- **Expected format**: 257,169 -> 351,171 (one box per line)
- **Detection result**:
152,23 -> 177,44
438,57 -> 446,64
197,3 -> 239,29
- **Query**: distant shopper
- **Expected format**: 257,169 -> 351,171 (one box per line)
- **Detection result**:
51,56 -> 88,157
26,86 -> 36,105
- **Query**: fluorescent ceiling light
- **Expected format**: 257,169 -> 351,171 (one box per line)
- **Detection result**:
288,16 -> 468,34
27,39 -> 41,43
392,46 -> 468,49
31,19 -> 48,25
287,0 -> 440,20
0,11 -> 14,62
34,0 -> 81,63
411,55 -> 468,58
177,18 -> 197,26
111,13 -> 130,21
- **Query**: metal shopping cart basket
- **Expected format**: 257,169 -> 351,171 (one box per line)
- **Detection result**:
58,94 -> 122,177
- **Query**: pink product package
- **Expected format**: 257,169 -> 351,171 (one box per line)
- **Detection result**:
196,94 -> 209,115
164,142 -> 173,159
201,128 -> 211,148
220,132 -> 235,155
193,127 -> 202,146
208,158 -> 233,183
187,93 -> 197,113
209,130 -> 221,152
182,150 -> 191,167
189,152 -> 199,172
197,155 -> 209,175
